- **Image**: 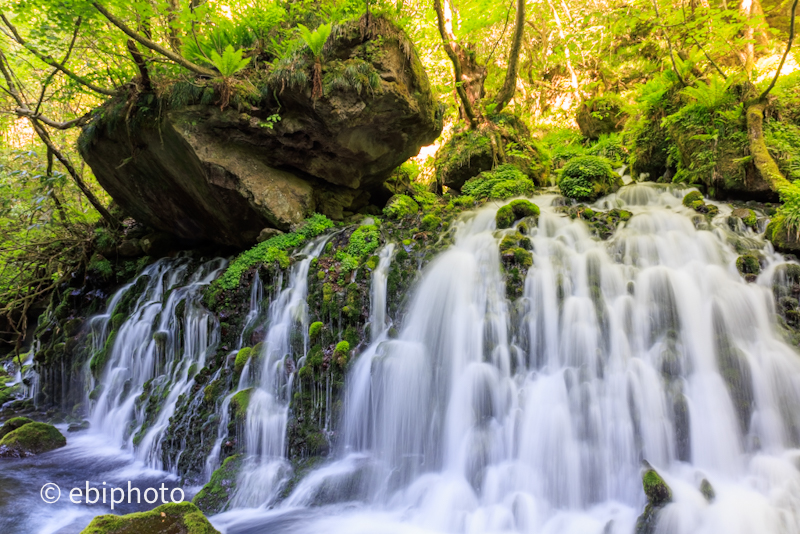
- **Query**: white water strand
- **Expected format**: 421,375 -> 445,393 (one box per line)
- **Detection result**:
232,238 -> 329,508
262,184 -> 800,534
370,243 -> 396,342
88,258 -> 226,470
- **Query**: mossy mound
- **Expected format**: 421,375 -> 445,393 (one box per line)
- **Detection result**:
462,164 -> 535,201
383,194 -> 419,219
0,421 -> 66,457
681,190 -> 720,218
642,468 -> 672,505
736,255 -> 761,277
496,200 -> 540,229
80,501 -> 219,534
193,454 -> 242,515
233,347 -> 252,376
230,389 -> 252,423
558,156 -> 622,202
575,93 -> 628,140
0,416 -> 33,440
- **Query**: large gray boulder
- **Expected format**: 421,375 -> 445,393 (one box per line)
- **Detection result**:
79,16 -> 442,248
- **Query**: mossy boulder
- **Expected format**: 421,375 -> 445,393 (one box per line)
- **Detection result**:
382,194 -> 419,219
730,208 -> 758,230
0,416 -> 33,440
435,130 -> 494,191
230,388 -> 252,422
576,94 -> 628,140
558,156 -> 622,201
736,254 -> 761,277
635,466 -> 672,534
699,478 -> 716,503
79,16 -> 442,247
193,454 -> 242,515
681,190 -> 720,218
80,502 -> 219,534
0,421 -> 66,457
766,216 -> 800,253
496,200 -> 540,229
462,164 -> 535,200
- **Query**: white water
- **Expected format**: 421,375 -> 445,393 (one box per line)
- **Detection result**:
88,257 -> 226,470
216,184 -> 800,534
231,238 -> 329,507
370,243 -> 396,341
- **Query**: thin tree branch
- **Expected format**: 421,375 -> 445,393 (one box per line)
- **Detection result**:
758,0 -> 797,100
433,0 -> 477,128
689,35 -> 727,79
0,14 -> 118,96
92,2 -> 216,77
651,0 -> 687,87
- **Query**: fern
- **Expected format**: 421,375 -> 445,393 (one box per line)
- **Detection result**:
297,23 -> 332,59
210,45 -> 251,77
778,181 -> 800,241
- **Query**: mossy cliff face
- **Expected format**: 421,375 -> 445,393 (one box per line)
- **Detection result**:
79,17 -> 442,248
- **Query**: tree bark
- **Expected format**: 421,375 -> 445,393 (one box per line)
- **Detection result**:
433,0 -> 482,127
746,101 -> 790,193
494,0 -> 526,113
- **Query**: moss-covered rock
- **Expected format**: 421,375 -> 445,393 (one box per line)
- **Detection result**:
736,254 -> 761,277
193,454 -> 242,515
383,194 -> 419,219
435,129 -> 494,191
0,416 -> 33,440
233,347 -> 252,375
495,199 -> 540,229
462,164 -> 535,200
0,421 -> 66,457
576,94 -> 628,140
558,156 -> 622,201
635,466 -> 672,534
699,478 -> 716,502
730,208 -> 758,230
230,389 -> 252,423
80,501 -> 219,534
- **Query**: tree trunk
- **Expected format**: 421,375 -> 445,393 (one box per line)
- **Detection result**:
494,0 -> 526,113
746,101 -> 790,193
433,0 -> 483,127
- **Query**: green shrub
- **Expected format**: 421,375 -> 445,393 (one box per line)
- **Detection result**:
347,225 -> 380,257
496,199 -> 540,229
309,321 -> 323,340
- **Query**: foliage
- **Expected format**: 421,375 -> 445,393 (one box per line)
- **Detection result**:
496,199 -> 539,229
558,156 -> 617,201
215,214 -> 334,291
461,165 -> 534,200
776,181 -> 800,241
210,45 -> 252,78
347,225 -> 381,257
297,23 -> 333,58
383,195 -> 420,219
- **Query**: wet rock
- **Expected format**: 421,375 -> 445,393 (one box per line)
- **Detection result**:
700,478 -> 716,502
80,501 -> 219,533
495,199 -> 539,229
117,239 -> 142,257
736,254 -> 761,278
635,465 -> 672,534
67,420 -> 91,432
193,454 -> 242,515
0,416 -> 33,440
0,421 -> 66,457
257,228 -> 284,243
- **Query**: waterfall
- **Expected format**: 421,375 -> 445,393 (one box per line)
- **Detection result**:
242,183 -> 800,534
369,243 -> 395,341
231,237 -> 329,507
87,257 -> 226,470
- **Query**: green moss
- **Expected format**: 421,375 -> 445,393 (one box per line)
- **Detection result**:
230,388 -> 252,422
682,190 -> 704,207
736,255 -> 761,276
308,321 -> 323,340
192,454 -> 242,515
212,214 -> 334,292
111,313 -> 126,329
421,214 -> 441,231
642,468 -> 672,506
347,224 -> 380,257
333,340 -> 350,367
234,347 -> 252,375
80,501 -> 218,534
383,195 -> 419,219
558,156 -> 620,201
699,478 -> 716,503
0,416 -> 33,440
462,164 -> 534,200
0,422 -> 66,455
496,199 -> 540,229
513,248 -> 533,268
90,329 -> 117,378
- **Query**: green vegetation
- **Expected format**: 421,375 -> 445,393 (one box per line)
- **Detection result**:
558,156 -> 620,201
214,214 -> 334,291
496,200 -> 540,229
193,454 -> 243,515
383,195 -> 420,219
0,421 -> 66,455
80,502 -> 218,534
234,347 -> 253,375
462,165 -> 535,200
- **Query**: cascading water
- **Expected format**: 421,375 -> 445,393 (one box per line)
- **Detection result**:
88,257 -> 226,470
369,243 -> 396,342
232,238 -> 329,507
218,184 -> 800,534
